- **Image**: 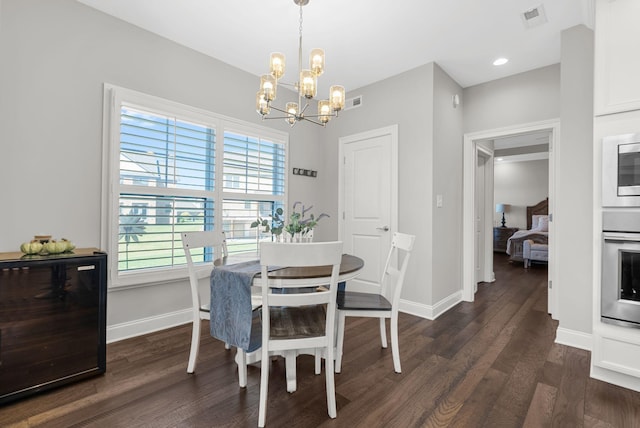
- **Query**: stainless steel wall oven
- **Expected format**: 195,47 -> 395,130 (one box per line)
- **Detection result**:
602,211 -> 640,328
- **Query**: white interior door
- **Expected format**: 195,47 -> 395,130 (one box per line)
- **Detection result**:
475,153 -> 487,286
547,131 -> 555,318
339,125 -> 398,294
477,144 -> 495,286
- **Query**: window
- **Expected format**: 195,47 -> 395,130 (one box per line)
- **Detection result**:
103,85 -> 287,287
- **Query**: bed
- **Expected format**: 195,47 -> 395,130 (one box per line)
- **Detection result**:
506,198 -> 549,264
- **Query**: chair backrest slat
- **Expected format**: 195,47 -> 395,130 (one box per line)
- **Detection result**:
260,242 -> 341,267
380,232 -> 416,306
267,290 -> 331,307
181,230 -> 227,256
181,230 -> 227,312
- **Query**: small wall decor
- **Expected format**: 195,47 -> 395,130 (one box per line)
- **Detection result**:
292,167 -> 317,177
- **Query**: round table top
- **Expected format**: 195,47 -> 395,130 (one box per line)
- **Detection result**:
214,253 -> 364,280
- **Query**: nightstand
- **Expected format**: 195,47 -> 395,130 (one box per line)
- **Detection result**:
493,227 -> 518,252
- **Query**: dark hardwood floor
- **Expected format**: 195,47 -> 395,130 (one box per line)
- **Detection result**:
3,253 -> 640,427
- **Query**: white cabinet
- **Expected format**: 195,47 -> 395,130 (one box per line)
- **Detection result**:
593,327 -> 640,379
594,0 -> 640,116
592,0 -> 640,392
592,324 -> 640,392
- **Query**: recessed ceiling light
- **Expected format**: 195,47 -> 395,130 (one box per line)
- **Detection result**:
496,157 -> 504,161
493,58 -> 509,66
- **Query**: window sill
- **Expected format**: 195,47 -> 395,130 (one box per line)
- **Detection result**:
108,263 -> 212,290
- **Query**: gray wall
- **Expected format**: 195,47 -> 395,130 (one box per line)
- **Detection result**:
463,64 -> 561,133
0,0 -> 322,331
320,62 -> 463,310
321,63 -> 437,307
494,159 -> 550,229
431,64 -> 463,304
557,25 -> 594,335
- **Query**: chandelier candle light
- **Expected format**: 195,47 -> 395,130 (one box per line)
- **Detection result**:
256,0 -> 345,127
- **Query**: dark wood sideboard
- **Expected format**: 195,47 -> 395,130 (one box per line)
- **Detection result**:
0,248 -> 107,405
493,227 -> 518,252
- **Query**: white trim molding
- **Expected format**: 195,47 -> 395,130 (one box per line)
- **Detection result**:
591,365 -> 640,393
399,291 -> 462,320
107,308 -> 192,343
463,119 -> 560,320
555,327 -> 592,351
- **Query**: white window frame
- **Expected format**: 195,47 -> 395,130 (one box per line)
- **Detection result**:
101,84 -> 288,289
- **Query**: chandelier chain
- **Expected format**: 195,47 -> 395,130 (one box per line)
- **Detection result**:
299,2 -> 303,36
297,1 -> 304,112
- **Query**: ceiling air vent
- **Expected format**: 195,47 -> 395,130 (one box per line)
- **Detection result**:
521,4 -> 548,29
344,95 -> 362,111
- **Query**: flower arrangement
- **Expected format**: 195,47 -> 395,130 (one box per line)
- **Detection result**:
251,207 -> 285,236
285,201 -> 329,238
251,201 -> 329,241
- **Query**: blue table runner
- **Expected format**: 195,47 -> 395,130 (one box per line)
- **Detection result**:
210,259 -> 347,352
209,260 -> 263,352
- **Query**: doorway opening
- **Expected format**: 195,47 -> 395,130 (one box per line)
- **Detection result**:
462,119 -> 558,319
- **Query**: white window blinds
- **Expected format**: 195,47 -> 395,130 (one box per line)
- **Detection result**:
103,85 -> 288,287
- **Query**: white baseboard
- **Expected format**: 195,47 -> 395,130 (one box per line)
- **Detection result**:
107,290 -> 464,343
399,290 -> 463,320
555,326 -> 592,351
591,365 -> 640,393
107,308 -> 192,343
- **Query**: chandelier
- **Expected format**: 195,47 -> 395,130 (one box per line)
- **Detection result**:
255,0 -> 345,127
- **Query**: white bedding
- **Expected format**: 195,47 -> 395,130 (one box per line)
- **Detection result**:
506,230 -> 549,255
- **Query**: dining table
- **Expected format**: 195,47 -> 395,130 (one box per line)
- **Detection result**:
213,253 -> 364,280
210,252 -> 364,392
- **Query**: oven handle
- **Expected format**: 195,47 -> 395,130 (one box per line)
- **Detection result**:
603,232 -> 640,242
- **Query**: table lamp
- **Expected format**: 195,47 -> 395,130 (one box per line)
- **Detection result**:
496,203 -> 509,227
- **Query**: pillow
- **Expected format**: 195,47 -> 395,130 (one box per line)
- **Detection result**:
531,215 -> 543,229
536,216 -> 549,232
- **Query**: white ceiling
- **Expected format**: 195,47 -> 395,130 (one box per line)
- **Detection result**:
77,0 -> 593,94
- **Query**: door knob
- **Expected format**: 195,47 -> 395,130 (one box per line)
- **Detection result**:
377,226 -> 389,231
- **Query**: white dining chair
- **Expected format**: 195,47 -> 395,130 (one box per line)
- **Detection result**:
181,230 -> 261,383
335,232 -> 415,374
257,241 -> 343,427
